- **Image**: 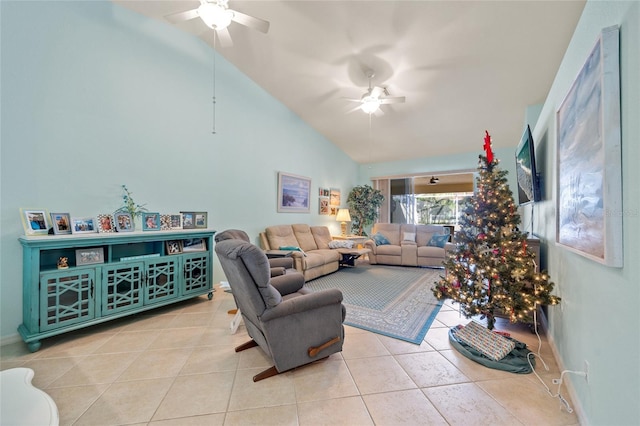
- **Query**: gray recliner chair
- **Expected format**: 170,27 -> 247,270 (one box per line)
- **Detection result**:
215,238 -> 346,381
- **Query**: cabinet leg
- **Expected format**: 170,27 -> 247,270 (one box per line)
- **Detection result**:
27,340 -> 41,353
207,292 -> 213,300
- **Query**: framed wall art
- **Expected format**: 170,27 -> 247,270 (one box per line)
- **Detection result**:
97,214 -> 115,233
20,208 -> 50,235
277,172 -> 311,213
71,217 -> 97,234
50,212 -> 72,235
319,197 -> 330,215
330,188 -> 341,206
142,212 -> 160,231
114,212 -> 134,232
556,25 -> 622,267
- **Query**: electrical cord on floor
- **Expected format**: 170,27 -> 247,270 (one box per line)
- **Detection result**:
526,306 -> 580,413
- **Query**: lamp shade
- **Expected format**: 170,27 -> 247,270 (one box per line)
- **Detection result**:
335,209 -> 351,222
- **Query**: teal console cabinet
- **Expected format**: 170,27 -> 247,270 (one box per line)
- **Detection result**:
18,229 -> 216,352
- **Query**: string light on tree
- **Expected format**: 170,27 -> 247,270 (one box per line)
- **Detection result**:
432,131 -> 560,330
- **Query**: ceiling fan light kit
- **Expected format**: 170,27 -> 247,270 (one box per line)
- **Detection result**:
197,3 -> 233,30
347,69 -> 405,115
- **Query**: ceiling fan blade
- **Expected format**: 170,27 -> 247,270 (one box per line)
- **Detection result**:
343,97 -> 364,103
165,8 -> 199,24
216,27 -> 233,48
370,86 -> 384,98
379,96 -> 406,105
230,9 -> 270,33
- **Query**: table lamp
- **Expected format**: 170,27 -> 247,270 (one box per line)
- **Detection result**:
335,208 -> 351,236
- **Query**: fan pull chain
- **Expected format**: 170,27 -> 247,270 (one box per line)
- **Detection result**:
212,32 -> 217,135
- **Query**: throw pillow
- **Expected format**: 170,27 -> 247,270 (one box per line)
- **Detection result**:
372,232 -> 390,246
402,232 -> 416,242
427,234 -> 449,248
328,240 -> 354,249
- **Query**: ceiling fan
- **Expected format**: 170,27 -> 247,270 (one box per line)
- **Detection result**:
345,70 -> 405,115
165,0 -> 270,48
429,176 -> 440,185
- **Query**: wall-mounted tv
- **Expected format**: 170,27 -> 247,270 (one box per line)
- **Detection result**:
515,125 -> 541,205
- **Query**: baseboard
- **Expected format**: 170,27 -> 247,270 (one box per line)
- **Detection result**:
0,333 -> 22,347
538,309 -> 587,425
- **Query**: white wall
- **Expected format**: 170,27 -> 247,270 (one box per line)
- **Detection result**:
526,1 -> 639,424
0,1 -> 357,340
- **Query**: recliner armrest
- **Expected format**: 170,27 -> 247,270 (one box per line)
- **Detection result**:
260,289 -> 343,322
268,257 -> 294,269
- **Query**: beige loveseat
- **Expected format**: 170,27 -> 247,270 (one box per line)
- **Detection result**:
364,223 -> 453,267
260,224 -> 340,281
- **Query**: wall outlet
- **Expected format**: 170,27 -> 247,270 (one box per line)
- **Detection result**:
584,360 -> 589,384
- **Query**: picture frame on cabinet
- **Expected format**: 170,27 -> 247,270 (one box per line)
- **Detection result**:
165,240 -> 183,255
181,212 -> 195,229
114,212 -> 134,232
75,247 -> 104,266
20,208 -> 50,235
183,238 -> 206,252
97,214 -> 115,233
71,217 -> 97,234
194,212 -> 207,228
169,214 -> 183,230
142,212 -> 161,231
50,212 -> 72,235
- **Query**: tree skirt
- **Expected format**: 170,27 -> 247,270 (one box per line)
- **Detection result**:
449,325 -> 535,374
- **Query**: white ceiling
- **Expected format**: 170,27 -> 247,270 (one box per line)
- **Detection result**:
112,0 -> 585,164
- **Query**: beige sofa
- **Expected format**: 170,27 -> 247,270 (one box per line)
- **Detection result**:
364,223 -> 453,267
260,224 -> 340,281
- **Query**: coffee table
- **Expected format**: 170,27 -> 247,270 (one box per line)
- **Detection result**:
336,248 -> 371,267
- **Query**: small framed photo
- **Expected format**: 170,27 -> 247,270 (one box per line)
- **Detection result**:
97,214 -> 115,233
50,212 -> 72,235
75,247 -> 104,266
20,208 -> 51,235
142,212 -> 160,231
169,214 -> 183,230
165,240 -> 183,255
181,212 -> 195,229
183,238 -> 206,252
194,212 -> 207,228
114,212 -> 134,232
71,217 -> 97,234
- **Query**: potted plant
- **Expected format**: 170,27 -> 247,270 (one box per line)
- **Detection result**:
114,185 -> 147,230
347,184 -> 384,236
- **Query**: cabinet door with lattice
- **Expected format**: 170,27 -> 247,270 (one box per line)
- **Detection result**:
39,269 -> 96,332
182,253 -> 210,296
145,258 -> 179,304
101,263 -> 144,316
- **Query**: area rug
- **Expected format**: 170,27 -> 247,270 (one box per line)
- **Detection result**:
304,264 -> 443,344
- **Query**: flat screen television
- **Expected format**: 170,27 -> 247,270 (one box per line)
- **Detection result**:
515,125 -> 541,205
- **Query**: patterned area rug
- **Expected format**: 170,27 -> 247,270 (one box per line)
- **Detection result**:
304,264 -> 443,344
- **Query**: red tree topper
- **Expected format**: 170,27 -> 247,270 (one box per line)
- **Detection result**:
483,130 -> 494,163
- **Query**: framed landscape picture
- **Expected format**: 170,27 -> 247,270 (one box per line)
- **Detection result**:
556,26 -> 622,267
71,217 -> 97,234
75,247 -> 104,266
277,172 -> 311,213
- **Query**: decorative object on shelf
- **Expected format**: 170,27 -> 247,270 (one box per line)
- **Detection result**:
50,212 -> 71,235
556,25 -> 622,267
165,240 -> 183,255
169,214 -> 183,230
57,257 -> 68,269
20,208 -> 51,235
142,212 -> 161,231
432,132 -> 560,330
75,247 -> 104,266
114,184 -> 147,223
160,214 -> 172,231
335,208 -> 352,236
97,214 -> 115,233
347,185 -> 384,236
330,188 -> 341,206
183,238 -> 206,252
114,212 -> 134,232
277,172 -> 311,213
71,217 -> 97,234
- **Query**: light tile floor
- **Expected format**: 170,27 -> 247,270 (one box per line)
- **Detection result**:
1,285 -> 579,425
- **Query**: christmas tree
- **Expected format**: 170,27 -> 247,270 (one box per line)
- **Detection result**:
432,131 -> 560,330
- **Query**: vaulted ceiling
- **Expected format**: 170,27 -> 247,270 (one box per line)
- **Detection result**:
112,0 -> 585,164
